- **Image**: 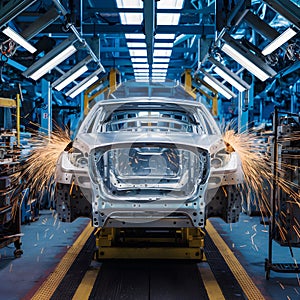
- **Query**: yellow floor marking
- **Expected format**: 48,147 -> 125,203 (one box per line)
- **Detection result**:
72,265 -> 101,300
31,222 -> 94,300
206,220 -> 265,300
198,262 -> 225,300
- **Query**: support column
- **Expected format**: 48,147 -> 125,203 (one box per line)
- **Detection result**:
40,79 -> 52,136
238,76 -> 254,133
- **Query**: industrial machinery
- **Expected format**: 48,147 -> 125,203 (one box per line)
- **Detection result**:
265,108 -> 300,279
55,97 -> 243,259
0,97 -> 23,257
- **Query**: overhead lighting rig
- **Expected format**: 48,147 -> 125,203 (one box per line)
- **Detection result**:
65,68 -> 105,99
199,68 -> 237,99
262,27 -> 298,56
261,0 -> 300,30
22,34 -> 78,81
52,55 -> 93,91
243,11 -> 299,57
208,56 -> 250,92
2,26 -> 37,54
221,32 -> 277,81
0,0 -> 37,28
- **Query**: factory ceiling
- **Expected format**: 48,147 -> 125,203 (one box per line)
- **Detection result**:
0,0 -> 299,102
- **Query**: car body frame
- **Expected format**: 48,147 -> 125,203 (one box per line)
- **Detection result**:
55,97 -> 243,229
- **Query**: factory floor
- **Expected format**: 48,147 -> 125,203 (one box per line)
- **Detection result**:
0,210 -> 299,300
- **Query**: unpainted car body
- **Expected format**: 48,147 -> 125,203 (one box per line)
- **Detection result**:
55,97 -> 243,228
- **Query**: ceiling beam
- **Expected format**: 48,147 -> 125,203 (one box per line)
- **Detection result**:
143,0 -> 155,66
41,24 -> 215,35
243,11 -> 279,41
261,0 -> 300,29
0,0 -> 37,28
85,7 -> 215,14
99,47 -> 198,53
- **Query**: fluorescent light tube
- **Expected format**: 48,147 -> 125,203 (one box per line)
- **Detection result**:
129,49 -> 147,56
214,67 -> 246,92
3,26 -> 37,53
30,45 -> 77,80
157,0 -> 184,9
154,42 -> 174,48
131,57 -> 148,63
221,43 -> 270,81
68,76 -> 98,98
65,68 -> 104,98
203,76 -> 236,99
119,13 -> 143,25
155,34 -> 175,40
132,63 -> 149,68
54,65 -> 88,91
127,42 -> 146,48
152,74 -> 167,77
152,79 -> 166,82
135,73 -> 150,76
133,68 -> 149,72
262,27 -> 297,56
157,13 -> 180,25
152,69 -> 168,73
125,33 -> 145,39
152,63 -> 169,69
153,49 -> 172,57
135,77 -> 149,81
153,58 -> 170,63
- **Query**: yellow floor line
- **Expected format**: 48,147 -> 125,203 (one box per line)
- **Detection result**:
206,220 -> 265,300
198,262 -> 225,300
72,265 -> 101,300
31,222 -> 94,300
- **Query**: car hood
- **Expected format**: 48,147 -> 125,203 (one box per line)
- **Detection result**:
74,132 -> 222,153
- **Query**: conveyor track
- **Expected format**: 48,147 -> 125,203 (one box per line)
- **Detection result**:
30,221 -> 266,300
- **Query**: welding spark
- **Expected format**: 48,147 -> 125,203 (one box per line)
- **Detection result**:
223,128 -> 300,245
3,127 -> 71,215
223,129 -> 273,216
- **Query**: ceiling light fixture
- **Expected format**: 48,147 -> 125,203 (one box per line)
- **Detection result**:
221,32 -> 276,81
2,26 -> 37,53
23,34 -> 77,81
262,27 -> 297,56
135,76 -> 149,80
152,69 -> 168,73
129,49 -> 147,56
133,68 -> 149,72
125,33 -> 145,39
152,63 -> 169,69
153,49 -> 172,57
135,72 -> 150,76
127,42 -> 147,48
132,63 -> 149,69
131,57 -> 148,63
200,68 -> 237,99
52,55 -> 93,91
153,58 -> 170,63
54,65 -> 87,91
209,57 -> 251,92
203,76 -> 235,99
65,68 -> 103,98
155,34 -> 175,40
67,76 -> 98,98
214,67 -> 247,92
154,42 -> 174,48
31,45 -> 76,81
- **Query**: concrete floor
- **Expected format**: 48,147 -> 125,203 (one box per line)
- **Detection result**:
0,210 -> 89,300
0,211 -> 299,300
210,214 -> 300,299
